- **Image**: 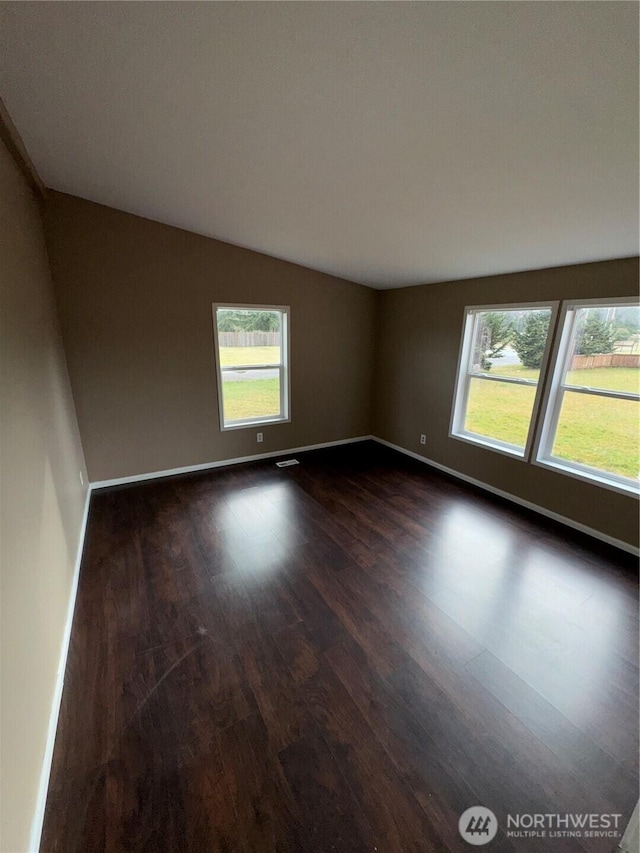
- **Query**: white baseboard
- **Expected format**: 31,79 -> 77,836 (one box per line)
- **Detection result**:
28,486 -> 91,853
372,437 -> 639,557
90,435 -> 373,490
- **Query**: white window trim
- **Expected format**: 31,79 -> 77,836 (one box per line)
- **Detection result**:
450,301 -> 559,460
532,296 -> 640,498
212,303 -> 291,431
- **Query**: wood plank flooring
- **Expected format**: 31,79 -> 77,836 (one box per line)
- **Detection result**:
40,441 -> 639,852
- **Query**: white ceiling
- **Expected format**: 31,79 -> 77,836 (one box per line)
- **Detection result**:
1,2 -> 638,289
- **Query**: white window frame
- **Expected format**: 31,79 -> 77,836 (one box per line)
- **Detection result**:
533,296 -> 640,497
450,301 -> 559,460
212,303 -> 291,431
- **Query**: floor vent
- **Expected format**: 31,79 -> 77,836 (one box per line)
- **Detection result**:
276,459 -> 299,468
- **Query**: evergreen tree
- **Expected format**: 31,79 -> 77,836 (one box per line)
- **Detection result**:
512,311 -> 550,369
576,315 -> 617,356
474,312 -> 513,371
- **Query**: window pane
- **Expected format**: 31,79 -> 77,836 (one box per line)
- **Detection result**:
217,309 -> 281,366
551,390 -> 639,482
564,305 -> 640,393
221,370 -> 281,423
470,309 -> 552,382
464,377 -> 537,449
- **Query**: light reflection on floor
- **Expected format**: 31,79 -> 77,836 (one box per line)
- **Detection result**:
419,502 -> 632,732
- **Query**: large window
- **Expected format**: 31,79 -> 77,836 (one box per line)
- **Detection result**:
535,299 -> 639,494
451,298 -> 640,496
451,304 -> 556,457
213,304 -> 290,430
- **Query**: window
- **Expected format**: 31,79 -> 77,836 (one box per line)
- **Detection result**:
451,298 -> 640,496
451,304 -> 556,457
213,304 -> 290,430
535,299 -> 639,494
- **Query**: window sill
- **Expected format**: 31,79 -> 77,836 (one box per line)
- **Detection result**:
534,456 -> 640,498
450,430 -> 526,460
221,416 -> 290,432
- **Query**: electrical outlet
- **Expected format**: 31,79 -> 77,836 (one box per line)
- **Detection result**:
79,471 -> 84,486
420,434 -> 426,445
257,432 -> 263,443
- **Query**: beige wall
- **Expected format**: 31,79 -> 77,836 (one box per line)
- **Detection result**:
0,142 -> 88,851
44,192 -> 377,483
374,257 -> 640,549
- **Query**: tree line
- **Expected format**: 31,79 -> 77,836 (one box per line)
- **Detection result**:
217,310 -> 280,332
476,309 -> 634,371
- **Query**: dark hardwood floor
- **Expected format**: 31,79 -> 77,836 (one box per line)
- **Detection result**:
41,441 -> 639,852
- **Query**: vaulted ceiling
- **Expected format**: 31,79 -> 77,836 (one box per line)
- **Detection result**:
1,2 -> 638,288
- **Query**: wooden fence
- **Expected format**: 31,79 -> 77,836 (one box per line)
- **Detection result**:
570,353 -> 640,370
218,331 -> 280,347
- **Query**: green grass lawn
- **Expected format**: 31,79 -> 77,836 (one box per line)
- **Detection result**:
220,346 -> 280,367
465,366 -> 639,480
551,392 -> 638,479
222,377 -> 280,421
491,364 -> 640,393
465,379 -> 536,447
220,346 -> 281,421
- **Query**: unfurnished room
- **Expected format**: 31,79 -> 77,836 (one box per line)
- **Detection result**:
0,2 -> 639,852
